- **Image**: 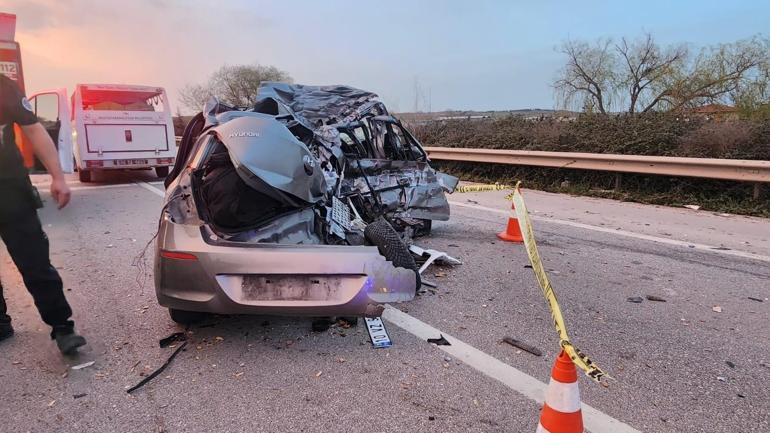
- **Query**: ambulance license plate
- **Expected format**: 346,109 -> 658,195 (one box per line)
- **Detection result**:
115,159 -> 148,166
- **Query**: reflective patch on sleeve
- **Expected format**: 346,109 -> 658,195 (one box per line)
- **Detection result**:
21,97 -> 34,113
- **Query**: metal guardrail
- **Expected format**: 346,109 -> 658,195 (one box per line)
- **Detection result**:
173,136 -> 768,195
423,147 -> 770,183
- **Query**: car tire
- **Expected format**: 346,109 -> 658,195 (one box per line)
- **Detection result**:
168,308 -> 206,325
78,169 -> 92,183
155,166 -> 170,178
364,218 -> 421,290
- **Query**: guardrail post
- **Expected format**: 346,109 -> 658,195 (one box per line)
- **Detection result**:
754,183 -> 763,201
614,173 -> 622,191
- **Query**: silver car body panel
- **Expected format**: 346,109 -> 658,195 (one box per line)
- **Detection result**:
155,195 -> 416,316
212,113 -> 327,206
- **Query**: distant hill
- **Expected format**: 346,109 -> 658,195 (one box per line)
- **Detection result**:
172,109 -> 579,136
394,109 -> 578,125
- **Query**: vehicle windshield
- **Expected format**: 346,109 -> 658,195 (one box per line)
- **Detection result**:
79,88 -> 166,112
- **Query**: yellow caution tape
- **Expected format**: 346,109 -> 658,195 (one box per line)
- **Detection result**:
511,182 -> 609,384
455,183 -> 513,193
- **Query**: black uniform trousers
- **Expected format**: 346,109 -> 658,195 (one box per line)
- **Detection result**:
0,196 -> 74,337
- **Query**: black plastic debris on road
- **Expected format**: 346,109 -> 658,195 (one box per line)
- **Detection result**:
627,296 -> 644,303
645,295 -> 667,302
126,341 -> 188,394
748,297 -> 764,302
159,332 -> 187,348
427,335 -> 451,346
502,336 -> 543,356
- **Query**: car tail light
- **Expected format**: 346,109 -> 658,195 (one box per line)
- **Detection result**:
160,250 -> 197,261
157,157 -> 174,164
85,160 -> 103,168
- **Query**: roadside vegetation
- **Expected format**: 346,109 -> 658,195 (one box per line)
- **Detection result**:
412,115 -> 770,216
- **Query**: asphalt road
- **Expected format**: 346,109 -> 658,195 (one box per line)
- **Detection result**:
1,171 -> 768,433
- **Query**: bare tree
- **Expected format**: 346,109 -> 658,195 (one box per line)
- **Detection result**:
554,39 -> 616,114
732,43 -> 770,117
178,84 -> 212,114
554,34 -> 770,114
615,34 -> 687,113
178,64 -> 293,112
661,37 -> 770,112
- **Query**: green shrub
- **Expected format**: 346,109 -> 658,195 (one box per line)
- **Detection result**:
411,114 -> 770,216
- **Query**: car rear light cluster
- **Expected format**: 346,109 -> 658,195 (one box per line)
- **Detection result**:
160,250 -> 197,261
85,160 -> 104,168
157,157 -> 174,164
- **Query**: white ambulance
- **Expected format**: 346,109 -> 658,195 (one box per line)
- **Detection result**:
27,84 -> 177,182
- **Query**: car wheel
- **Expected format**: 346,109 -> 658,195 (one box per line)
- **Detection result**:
168,308 -> 206,324
155,166 -> 170,178
364,218 -> 421,290
78,169 -> 92,183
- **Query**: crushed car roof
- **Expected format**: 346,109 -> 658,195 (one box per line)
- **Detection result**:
255,82 -> 382,129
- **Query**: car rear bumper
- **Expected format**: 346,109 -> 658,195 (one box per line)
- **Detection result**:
154,217 -> 417,317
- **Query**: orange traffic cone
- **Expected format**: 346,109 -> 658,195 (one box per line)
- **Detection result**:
497,200 -> 523,243
535,350 -> 583,433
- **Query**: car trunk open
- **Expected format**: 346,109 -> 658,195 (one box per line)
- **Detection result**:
172,83 -> 457,248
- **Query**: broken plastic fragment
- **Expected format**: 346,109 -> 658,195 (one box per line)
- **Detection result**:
159,332 -> 186,348
427,335 -> 451,346
410,245 -> 462,275
71,361 -> 95,370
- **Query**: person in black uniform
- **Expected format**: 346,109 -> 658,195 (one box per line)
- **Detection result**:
0,74 -> 86,354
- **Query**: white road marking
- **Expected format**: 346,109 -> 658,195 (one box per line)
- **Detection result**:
42,183 -> 139,192
136,181 -> 165,197
449,200 -> 770,264
382,306 -> 641,433
34,180 -> 164,193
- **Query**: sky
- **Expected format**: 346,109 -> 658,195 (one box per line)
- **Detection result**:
3,0 -> 770,114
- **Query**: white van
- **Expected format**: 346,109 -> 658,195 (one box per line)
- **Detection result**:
27,84 -> 177,182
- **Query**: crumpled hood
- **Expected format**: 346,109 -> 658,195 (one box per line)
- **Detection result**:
255,82 -> 381,132
212,113 -> 327,206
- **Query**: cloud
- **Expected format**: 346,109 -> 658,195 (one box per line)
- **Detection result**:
10,0 -> 762,113
9,0 -> 280,111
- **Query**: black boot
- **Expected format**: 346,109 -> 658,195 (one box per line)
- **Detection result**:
53,327 -> 86,355
0,322 -> 13,342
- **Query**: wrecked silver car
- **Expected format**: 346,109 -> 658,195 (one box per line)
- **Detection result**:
155,83 -> 458,324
